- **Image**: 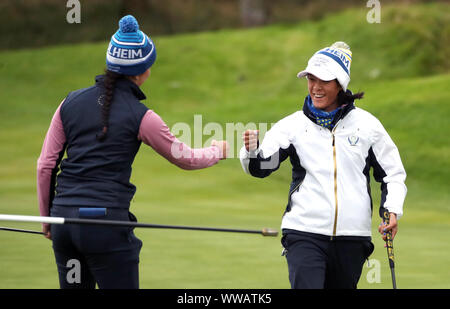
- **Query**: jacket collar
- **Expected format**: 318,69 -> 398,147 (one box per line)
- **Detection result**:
95,75 -> 146,100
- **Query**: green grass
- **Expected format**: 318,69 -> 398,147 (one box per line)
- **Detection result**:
0,3 -> 449,289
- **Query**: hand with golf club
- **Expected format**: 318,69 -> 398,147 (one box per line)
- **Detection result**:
380,209 -> 398,289
379,212 -> 398,241
242,127 -> 401,289
244,130 -> 400,243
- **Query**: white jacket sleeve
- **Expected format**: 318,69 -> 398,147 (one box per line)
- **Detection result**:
370,119 -> 407,219
239,120 -> 292,178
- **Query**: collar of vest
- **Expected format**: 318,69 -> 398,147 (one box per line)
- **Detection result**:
95,75 -> 146,100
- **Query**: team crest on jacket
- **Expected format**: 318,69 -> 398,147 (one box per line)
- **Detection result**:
348,134 -> 359,146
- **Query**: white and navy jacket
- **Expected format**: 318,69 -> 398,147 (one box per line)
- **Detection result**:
240,101 -> 407,238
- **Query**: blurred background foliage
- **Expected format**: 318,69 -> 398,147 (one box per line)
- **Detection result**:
0,0 -> 449,289
1,0 -> 447,50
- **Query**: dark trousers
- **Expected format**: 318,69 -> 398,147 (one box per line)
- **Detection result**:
50,205 -> 143,289
281,230 -> 374,289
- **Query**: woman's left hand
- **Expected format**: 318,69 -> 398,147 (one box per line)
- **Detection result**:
378,212 -> 398,241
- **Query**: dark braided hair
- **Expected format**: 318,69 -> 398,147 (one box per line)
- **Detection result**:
96,69 -> 123,142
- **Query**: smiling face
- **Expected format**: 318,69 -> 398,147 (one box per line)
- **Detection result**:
307,73 -> 342,112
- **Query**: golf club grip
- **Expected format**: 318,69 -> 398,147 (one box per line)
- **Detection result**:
382,209 -> 395,268
385,233 -> 395,268
262,228 -> 278,237
382,209 -> 397,289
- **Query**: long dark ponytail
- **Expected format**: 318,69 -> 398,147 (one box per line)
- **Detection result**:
337,88 -> 365,106
96,69 -> 123,142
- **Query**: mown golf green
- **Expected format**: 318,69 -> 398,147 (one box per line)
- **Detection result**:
0,3 -> 449,288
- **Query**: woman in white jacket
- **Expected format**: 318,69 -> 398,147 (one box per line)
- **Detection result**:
240,42 -> 407,289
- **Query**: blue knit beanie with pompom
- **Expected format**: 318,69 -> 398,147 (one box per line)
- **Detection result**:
106,15 -> 156,76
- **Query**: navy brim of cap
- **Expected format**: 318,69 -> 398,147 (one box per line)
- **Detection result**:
297,65 -> 336,81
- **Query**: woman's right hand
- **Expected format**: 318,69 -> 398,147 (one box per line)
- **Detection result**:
211,140 -> 228,160
42,224 -> 52,240
243,130 -> 259,152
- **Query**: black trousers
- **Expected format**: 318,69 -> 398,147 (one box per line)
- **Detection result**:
281,230 -> 374,289
50,205 -> 143,289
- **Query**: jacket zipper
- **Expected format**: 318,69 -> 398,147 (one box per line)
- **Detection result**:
331,125 -> 339,240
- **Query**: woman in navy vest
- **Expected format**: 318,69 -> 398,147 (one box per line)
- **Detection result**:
37,15 -> 227,289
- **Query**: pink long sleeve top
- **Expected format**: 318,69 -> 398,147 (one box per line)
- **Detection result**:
37,103 -> 221,218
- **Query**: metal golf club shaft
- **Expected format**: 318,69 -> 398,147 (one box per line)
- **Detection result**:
0,214 -> 278,237
0,227 -> 44,235
65,217 -> 278,236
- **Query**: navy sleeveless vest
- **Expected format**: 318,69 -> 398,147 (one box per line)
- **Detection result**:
53,75 -> 148,209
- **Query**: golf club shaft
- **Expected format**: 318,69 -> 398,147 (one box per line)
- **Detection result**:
0,227 -> 44,235
390,265 -> 397,289
0,214 -> 278,237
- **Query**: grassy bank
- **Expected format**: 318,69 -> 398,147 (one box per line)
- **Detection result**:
0,3 -> 449,288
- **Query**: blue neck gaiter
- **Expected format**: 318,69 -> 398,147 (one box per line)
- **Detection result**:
305,95 -> 341,129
